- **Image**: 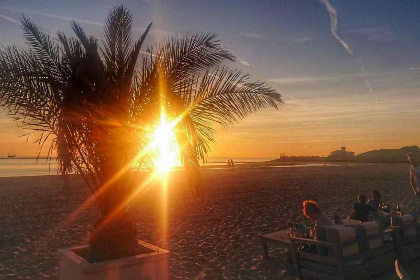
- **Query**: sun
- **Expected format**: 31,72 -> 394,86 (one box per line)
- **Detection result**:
151,116 -> 180,173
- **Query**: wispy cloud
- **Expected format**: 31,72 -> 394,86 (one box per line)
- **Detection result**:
240,33 -> 265,39
267,76 -> 336,85
267,72 -> 377,91
0,14 -> 19,24
291,37 -> 312,43
0,6 -> 104,26
344,27 -> 383,35
236,57 -> 250,66
0,13 -> 56,37
0,6 -> 170,35
344,27 -> 394,42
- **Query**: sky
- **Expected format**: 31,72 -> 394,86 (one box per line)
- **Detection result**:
0,0 -> 420,158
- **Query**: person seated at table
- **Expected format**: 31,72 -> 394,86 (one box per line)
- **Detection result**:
347,194 -> 371,221
367,190 -> 382,212
303,200 -> 333,240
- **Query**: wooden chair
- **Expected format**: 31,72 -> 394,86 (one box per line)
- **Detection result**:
392,219 -> 420,266
290,228 -> 401,280
392,217 -> 420,279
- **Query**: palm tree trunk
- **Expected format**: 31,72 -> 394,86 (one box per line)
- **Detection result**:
88,135 -> 139,261
89,180 -> 139,261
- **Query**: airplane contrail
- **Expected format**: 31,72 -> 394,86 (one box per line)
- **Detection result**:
319,0 -> 353,56
319,0 -> 372,92
0,13 -> 56,37
0,14 -> 19,24
0,6 -> 170,35
0,6 -> 104,26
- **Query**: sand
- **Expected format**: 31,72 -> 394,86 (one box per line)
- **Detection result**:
0,163 -> 414,279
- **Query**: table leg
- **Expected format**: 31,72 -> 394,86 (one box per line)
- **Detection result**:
261,238 -> 269,260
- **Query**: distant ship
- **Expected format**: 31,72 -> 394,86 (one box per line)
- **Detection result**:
7,153 -> 16,158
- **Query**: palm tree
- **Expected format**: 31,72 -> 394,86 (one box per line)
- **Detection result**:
0,5 -> 282,261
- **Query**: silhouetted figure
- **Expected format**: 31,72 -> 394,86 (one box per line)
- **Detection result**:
227,159 -> 231,169
367,190 -> 381,212
302,200 -> 333,240
230,159 -> 235,170
407,152 -> 420,213
408,152 -> 420,197
348,194 -> 371,221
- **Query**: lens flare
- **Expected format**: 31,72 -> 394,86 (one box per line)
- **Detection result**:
151,116 -> 179,173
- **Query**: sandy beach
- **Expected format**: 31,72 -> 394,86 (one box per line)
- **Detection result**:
0,163 -> 413,279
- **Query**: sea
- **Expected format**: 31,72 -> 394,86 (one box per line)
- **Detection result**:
0,157 -> 275,177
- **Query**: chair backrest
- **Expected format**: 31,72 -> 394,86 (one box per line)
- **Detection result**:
391,214 -> 420,266
392,213 -> 418,237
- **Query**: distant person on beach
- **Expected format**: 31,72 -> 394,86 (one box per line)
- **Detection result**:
230,159 -> 235,170
408,152 -> 420,197
348,194 -> 371,221
367,190 -> 381,212
302,200 -> 333,239
227,159 -> 231,169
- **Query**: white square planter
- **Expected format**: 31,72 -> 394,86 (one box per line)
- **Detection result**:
58,240 -> 169,280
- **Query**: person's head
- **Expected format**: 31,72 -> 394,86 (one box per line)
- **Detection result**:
358,194 -> 366,204
371,190 -> 381,201
407,152 -> 418,166
303,200 -> 321,221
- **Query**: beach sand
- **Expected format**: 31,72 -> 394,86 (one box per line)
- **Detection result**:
0,163 -> 413,279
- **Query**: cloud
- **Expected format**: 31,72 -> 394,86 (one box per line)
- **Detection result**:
292,37 -> 312,43
344,27 -> 394,43
319,0 -> 354,56
267,72 -> 377,90
0,6 -> 104,26
0,13 -> 56,37
236,57 -> 250,66
0,14 -> 19,24
240,33 -> 265,39
344,27 -> 383,35
0,6 -> 170,35
267,76 -> 336,85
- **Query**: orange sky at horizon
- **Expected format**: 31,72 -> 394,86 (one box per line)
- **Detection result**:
2,85 -> 419,159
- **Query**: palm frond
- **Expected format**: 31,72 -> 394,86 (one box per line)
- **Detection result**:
123,23 -> 152,93
185,67 -> 282,159
190,67 -> 282,127
0,47 -> 60,129
101,5 -> 133,82
156,33 -> 235,77
20,16 -> 62,78
136,33 -> 235,110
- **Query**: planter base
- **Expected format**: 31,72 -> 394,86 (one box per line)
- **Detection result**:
58,240 -> 169,280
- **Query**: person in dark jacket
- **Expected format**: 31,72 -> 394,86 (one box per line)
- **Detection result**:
348,194 -> 371,221
367,190 -> 381,212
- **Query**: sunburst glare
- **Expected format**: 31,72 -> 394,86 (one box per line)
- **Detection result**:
151,116 -> 180,173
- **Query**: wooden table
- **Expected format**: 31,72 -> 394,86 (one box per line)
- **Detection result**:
260,230 -> 291,260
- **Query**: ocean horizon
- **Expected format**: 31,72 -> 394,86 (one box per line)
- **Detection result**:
0,157 -> 276,177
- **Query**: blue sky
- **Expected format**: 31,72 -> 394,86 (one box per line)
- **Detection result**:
1,0 -> 420,157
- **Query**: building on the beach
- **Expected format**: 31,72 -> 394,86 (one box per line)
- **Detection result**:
328,147 -> 355,160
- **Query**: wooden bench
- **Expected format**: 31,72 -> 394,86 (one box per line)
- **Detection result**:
259,220 -> 362,260
393,221 -> 420,279
290,228 -> 402,280
393,222 -> 420,266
